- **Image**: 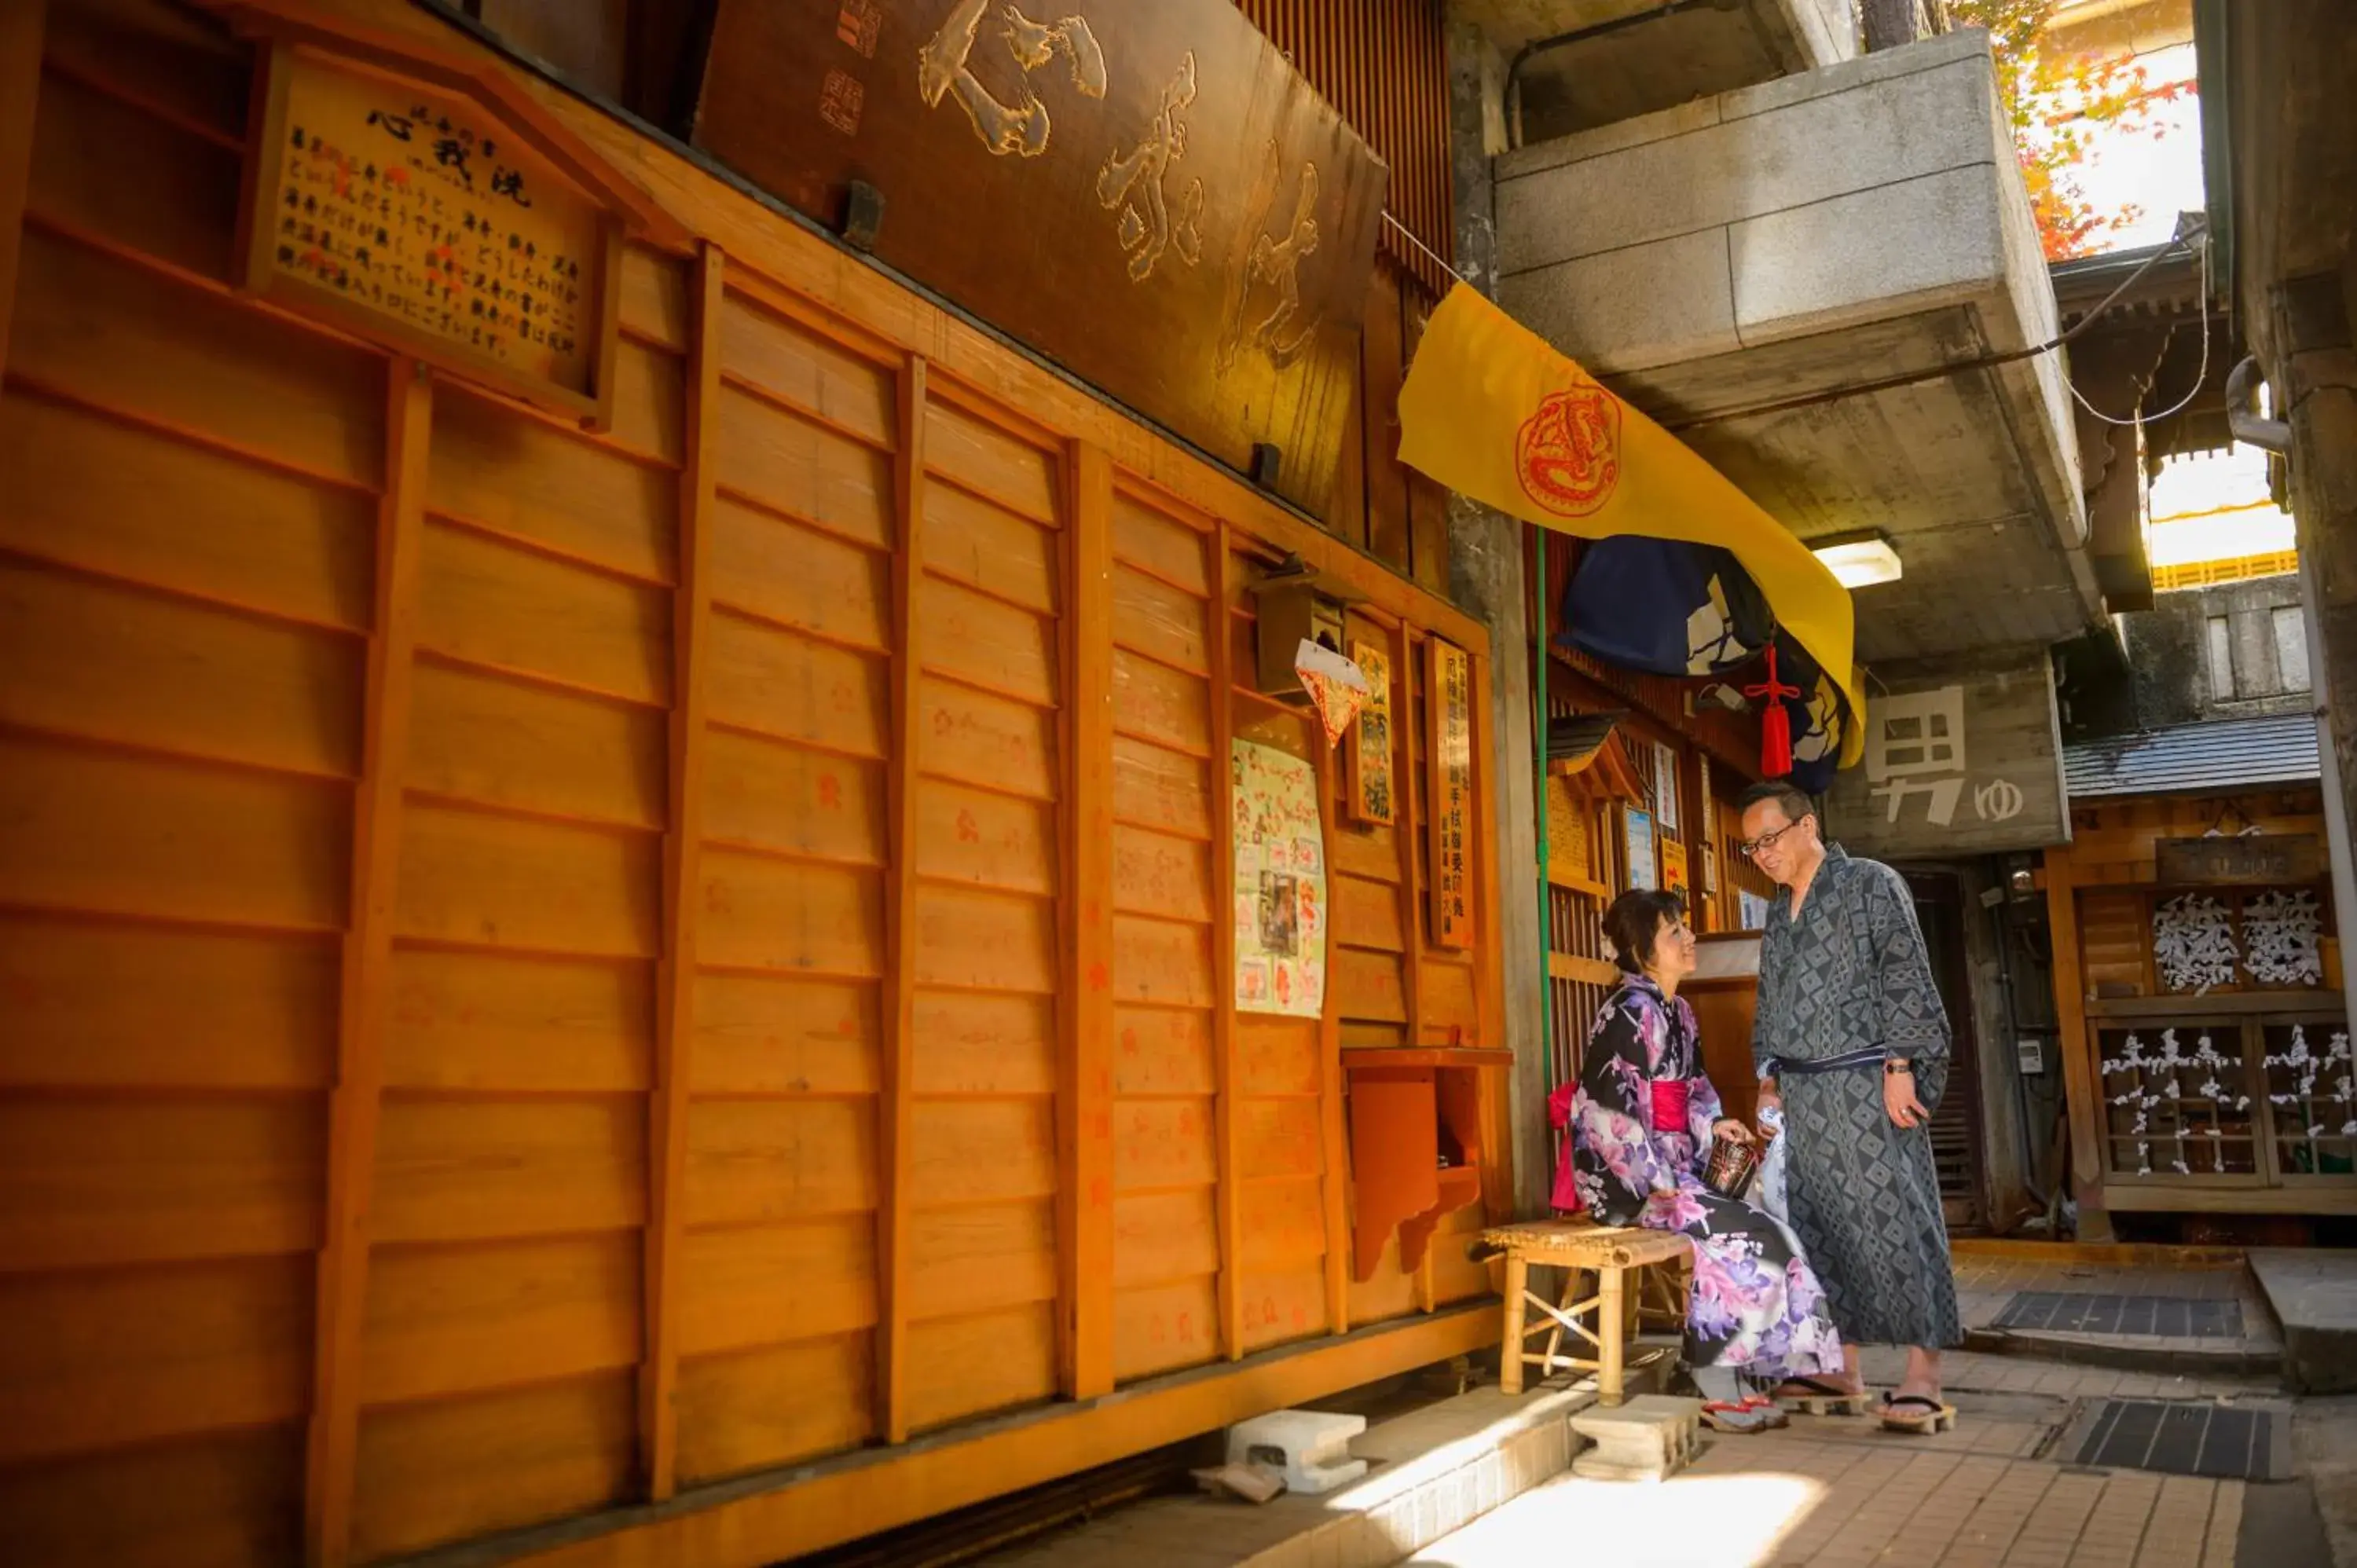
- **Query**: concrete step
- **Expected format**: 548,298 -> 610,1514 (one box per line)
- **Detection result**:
976,1354 -> 1677,1568
1959,1322 -> 2285,1379
2249,1247 -> 2357,1394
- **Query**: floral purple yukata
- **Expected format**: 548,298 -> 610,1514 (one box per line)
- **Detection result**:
1561,975 -> 1843,1379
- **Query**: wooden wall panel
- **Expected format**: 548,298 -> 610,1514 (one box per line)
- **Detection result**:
0,915 -> 337,1091
350,1372 -> 638,1562
0,389 -> 376,633
0,3 -> 1508,1559
904,1305 -> 1059,1434
673,1334 -> 874,1486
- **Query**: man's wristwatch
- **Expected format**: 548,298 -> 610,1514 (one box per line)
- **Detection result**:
1883,1058 -> 1913,1077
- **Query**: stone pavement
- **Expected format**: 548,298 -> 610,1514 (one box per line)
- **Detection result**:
1407,1350 -> 2273,1568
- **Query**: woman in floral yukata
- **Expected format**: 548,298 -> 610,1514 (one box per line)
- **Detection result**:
1556,888 -> 1845,1434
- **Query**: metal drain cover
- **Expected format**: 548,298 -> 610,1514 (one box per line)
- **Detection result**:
2068,1399 -> 2288,1481
1994,1291 -> 2244,1339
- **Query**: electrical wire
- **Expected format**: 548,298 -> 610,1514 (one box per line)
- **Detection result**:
2067,227 -> 2215,427
1380,210 -> 1472,289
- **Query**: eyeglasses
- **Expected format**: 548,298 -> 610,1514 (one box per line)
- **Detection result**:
1739,818 -> 1809,859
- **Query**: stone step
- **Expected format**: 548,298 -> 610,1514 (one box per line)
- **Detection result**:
2249,1247 -> 2357,1394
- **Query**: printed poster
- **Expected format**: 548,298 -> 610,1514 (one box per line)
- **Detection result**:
1233,739 -> 1327,1017
1654,742 -> 1680,833
1661,839 -> 1688,896
1623,807 -> 1658,892
1739,890 -> 1772,931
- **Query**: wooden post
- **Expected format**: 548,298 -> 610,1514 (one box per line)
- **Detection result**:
1597,1266 -> 1626,1406
0,0 -> 42,378
1391,617 -> 1425,1045
1315,615 -> 1351,1335
1062,442 -> 1117,1396
878,357 -> 929,1442
1498,1251 -> 1528,1394
1471,650 -> 1511,1222
1209,522 -> 1244,1359
2044,845 -> 2104,1196
640,243 -> 723,1500
305,357 -> 432,1568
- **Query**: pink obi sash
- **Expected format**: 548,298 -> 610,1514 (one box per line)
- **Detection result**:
1649,1078 -> 1692,1138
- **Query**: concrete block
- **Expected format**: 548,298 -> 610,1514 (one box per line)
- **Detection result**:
2251,1248 -> 2357,1393
1728,163 -> 2003,343
1501,231 -> 1739,376
1569,1395 -> 1705,1482
1228,1409 -> 1369,1496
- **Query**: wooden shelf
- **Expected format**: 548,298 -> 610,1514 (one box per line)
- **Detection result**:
1341,1046 -> 1515,1069
1344,1050 -> 1497,1281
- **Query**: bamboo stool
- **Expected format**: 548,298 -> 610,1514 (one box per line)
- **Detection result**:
1482,1218 -> 1691,1405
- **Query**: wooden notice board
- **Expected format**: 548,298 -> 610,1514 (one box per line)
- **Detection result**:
2156,833 -> 2326,885
689,0 -> 1389,520
238,42 -> 622,425
1426,637 -> 1474,947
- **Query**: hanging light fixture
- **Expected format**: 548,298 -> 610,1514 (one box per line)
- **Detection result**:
1809,529 -> 1903,588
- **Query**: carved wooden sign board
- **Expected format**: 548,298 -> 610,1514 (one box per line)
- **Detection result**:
233,28 -> 630,427
690,0 -> 1390,519
2155,834 -> 2325,886
1822,651 -> 2071,859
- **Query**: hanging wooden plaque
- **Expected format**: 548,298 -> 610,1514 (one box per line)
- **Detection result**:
1345,635 -> 1396,826
688,0 -> 1389,519
1425,637 -> 1474,948
236,41 -> 624,426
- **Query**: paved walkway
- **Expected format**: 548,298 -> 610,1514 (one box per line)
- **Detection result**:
1409,1349 -> 2271,1568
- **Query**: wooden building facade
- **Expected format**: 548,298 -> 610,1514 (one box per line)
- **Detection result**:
2046,784 -> 2357,1225
0,2 -> 1511,1565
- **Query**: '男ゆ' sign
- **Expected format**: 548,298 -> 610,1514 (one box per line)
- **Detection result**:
689,0 -> 1389,521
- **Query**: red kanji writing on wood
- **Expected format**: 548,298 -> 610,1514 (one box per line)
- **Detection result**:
819,69 -> 865,136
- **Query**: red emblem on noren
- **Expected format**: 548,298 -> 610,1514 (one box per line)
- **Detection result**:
1514,381 -> 1622,517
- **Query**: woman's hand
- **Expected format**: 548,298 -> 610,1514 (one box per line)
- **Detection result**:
1710,1117 -> 1754,1145
1884,1063 -> 1930,1129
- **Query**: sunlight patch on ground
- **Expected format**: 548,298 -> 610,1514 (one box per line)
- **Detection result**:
1402,1469 -> 1826,1567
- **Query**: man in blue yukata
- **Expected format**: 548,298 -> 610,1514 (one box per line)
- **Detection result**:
1738,780 -> 1964,1435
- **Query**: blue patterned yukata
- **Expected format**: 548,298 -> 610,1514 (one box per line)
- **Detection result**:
1751,847 -> 1963,1349
1567,975 -> 1843,1378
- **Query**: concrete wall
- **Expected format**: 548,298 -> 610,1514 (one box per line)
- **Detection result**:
2126,574 -> 2314,728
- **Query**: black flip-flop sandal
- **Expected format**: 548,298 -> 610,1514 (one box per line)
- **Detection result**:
1878,1393 -> 1957,1434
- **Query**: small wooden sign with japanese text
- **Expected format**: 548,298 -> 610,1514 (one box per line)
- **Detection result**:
1346,635 -> 1395,826
2157,834 -> 2324,886
1425,637 -> 1474,948
240,43 -> 620,424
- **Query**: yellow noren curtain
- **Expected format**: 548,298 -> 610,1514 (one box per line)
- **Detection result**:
1398,284 -> 1867,768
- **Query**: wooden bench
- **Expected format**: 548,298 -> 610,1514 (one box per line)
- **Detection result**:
1482,1218 -> 1692,1405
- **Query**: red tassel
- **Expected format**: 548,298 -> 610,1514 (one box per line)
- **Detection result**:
1743,645 -> 1802,778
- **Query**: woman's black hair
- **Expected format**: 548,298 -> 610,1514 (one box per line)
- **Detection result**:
1603,888 -> 1688,975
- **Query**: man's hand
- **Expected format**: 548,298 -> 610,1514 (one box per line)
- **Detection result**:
1884,1064 -> 1930,1130
1755,1080 -> 1780,1136
1710,1118 -> 1754,1145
